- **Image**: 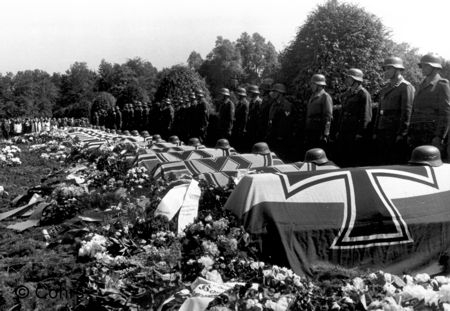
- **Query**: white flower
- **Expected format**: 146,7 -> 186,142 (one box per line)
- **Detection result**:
435,276 -> 450,285
197,255 -> 214,270
352,277 -> 365,291
414,273 -> 430,283
439,284 -> 450,303
384,273 -> 393,284
383,283 -> 397,296
250,261 -> 265,270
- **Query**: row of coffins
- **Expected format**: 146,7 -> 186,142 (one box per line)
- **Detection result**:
72,128 -> 450,277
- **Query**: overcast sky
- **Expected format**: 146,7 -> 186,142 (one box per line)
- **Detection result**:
0,0 -> 449,74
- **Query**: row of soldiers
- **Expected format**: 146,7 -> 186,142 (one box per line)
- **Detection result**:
91,52 -> 450,167
302,54 -> 450,166
92,90 -> 210,143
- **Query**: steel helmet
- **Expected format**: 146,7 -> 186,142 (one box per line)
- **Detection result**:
419,53 -> 442,69
408,145 -> 443,167
116,130 -> 122,135
131,130 -> 139,136
251,142 -> 271,155
123,130 -> 130,136
168,135 -> 180,144
346,68 -> 364,82
141,131 -> 150,138
311,74 -> 327,86
188,137 -> 201,147
215,138 -> 231,149
271,83 -> 286,94
236,87 -> 247,96
152,134 -> 162,141
383,56 -> 405,70
304,148 -> 329,165
248,85 -> 260,94
220,88 -> 230,96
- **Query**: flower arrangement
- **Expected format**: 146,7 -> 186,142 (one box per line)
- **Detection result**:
0,144 -> 21,166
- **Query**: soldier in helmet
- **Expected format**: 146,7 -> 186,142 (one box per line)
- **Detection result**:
128,103 -> 136,130
217,88 -> 235,139
267,83 -> 294,159
260,78 -> 274,140
232,87 -> 250,151
337,68 -> 372,167
409,53 -> 450,161
305,74 -> 333,152
160,98 -> 174,138
373,56 -> 415,165
246,85 -> 264,146
194,89 -> 210,143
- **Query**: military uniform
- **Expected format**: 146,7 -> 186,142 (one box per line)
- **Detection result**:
338,85 -> 372,166
409,73 -> 450,157
194,97 -> 210,142
374,77 -> 414,164
304,89 -> 333,150
268,96 -> 294,158
217,98 -> 235,139
247,95 -> 263,145
232,97 -> 249,150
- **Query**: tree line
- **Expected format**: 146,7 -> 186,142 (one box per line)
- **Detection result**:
2,0 -> 450,119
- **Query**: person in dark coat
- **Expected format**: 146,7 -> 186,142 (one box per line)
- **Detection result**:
336,68 -> 372,167
217,88 -> 235,140
232,87 -> 249,151
246,85 -> 264,147
194,89 -> 210,143
304,74 -> 333,152
408,53 -> 450,161
373,56 -> 415,165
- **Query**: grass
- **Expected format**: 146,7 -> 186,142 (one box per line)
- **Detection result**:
0,144 -> 84,310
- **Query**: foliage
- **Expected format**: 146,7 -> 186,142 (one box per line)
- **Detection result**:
54,62 -> 97,117
154,65 -> 211,106
91,91 -> 117,113
278,0 -> 390,105
236,32 -> 280,84
199,36 -> 244,94
96,57 -> 158,107
187,51 -> 204,71
0,70 -> 58,118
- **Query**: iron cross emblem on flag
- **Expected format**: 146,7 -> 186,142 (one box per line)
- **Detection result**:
277,165 -> 442,249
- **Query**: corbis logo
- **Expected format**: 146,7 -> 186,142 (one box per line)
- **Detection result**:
13,283 -> 84,304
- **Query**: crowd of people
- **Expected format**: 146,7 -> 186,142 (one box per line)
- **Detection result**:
0,117 -> 89,140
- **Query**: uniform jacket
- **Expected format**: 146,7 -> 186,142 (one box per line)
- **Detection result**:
218,98 -> 235,135
339,85 -> 372,137
233,98 -> 249,134
410,73 -> 450,139
305,89 -> 333,136
374,77 -> 414,137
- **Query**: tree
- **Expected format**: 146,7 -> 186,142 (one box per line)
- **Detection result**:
198,36 -> 243,94
187,51 -> 203,71
236,32 -> 280,84
154,65 -> 211,106
278,0 -> 390,104
91,92 -> 116,113
56,62 -> 96,116
96,58 -> 158,107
